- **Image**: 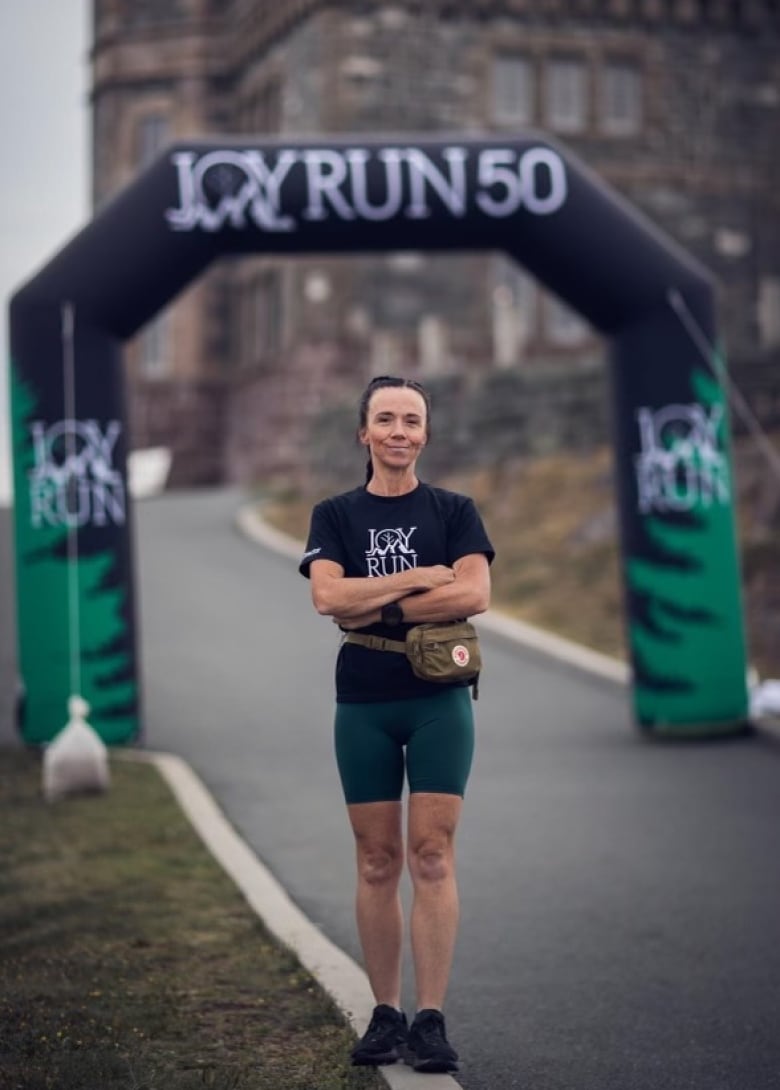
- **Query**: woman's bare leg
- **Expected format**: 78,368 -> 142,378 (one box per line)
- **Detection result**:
407,792 -> 463,1011
348,799 -> 404,1007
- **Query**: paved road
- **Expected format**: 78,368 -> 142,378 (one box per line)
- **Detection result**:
3,492 -> 780,1089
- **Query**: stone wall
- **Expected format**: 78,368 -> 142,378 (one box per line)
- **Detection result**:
222,340 -> 366,487
126,378 -> 227,486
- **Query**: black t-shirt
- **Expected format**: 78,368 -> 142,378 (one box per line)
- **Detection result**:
299,482 -> 495,703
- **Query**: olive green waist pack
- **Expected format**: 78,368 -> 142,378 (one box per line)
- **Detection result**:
344,621 -> 482,699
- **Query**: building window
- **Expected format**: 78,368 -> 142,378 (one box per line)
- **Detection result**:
127,1 -> 186,27
418,314 -> 449,375
544,293 -> 591,347
492,258 -> 538,367
243,81 -> 281,134
243,272 -> 281,364
136,113 -> 169,168
757,277 -> 780,349
93,95 -> 114,206
493,54 -> 535,126
140,314 -> 171,379
258,81 -> 281,132
601,61 -> 642,136
371,331 -> 403,375
545,57 -> 588,133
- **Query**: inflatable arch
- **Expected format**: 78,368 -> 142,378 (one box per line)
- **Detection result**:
9,134 -> 748,743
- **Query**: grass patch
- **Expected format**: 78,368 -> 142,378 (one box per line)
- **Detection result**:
0,749 -> 384,1090
452,453 -> 625,660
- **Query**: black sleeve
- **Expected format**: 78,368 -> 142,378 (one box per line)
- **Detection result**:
298,500 -> 347,578
446,495 -> 496,566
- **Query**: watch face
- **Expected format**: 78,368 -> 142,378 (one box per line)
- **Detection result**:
383,603 -> 403,626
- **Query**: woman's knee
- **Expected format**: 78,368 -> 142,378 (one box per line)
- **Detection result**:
407,793 -> 461,885
356,839 -> 403,887
408,834 -> 454,885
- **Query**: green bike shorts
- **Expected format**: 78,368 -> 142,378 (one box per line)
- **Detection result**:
334,687 -> 475,805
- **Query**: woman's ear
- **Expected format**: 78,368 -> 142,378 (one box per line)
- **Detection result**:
358,428 -> 369,447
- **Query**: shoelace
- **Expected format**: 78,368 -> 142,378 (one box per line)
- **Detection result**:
413,1014 -> 448,1047
365,1013 -> 400,1043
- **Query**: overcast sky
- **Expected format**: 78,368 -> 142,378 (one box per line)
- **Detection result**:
0,1 -> 89,503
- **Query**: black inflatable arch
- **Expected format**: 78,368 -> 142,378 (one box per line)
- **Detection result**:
9,134 -> 748,743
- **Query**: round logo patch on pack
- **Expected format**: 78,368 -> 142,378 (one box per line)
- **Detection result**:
451,644 -> 471,668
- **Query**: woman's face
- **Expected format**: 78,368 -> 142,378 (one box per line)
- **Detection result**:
360,386 -> 428,473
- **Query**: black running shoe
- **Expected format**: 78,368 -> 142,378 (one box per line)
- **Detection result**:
350,1004 -> 408,1066
406,1008 -> 459,1073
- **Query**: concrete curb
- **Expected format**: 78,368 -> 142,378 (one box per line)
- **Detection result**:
122,749 -> 461,1090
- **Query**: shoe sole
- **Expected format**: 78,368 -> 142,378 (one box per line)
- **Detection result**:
351,1050 -> 400,1066
411,1058 -> 459,1073
403,1047 -> 458,1073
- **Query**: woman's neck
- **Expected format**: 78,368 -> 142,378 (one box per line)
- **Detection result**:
366,467 -> 419,497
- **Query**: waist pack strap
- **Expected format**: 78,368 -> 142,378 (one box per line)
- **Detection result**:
343,632 -> 407,654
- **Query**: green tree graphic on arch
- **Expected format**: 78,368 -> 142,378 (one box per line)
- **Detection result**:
11,366 -> 138,744
628,367 -> 747,730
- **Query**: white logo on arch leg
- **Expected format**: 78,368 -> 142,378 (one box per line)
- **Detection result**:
634,402 -> 730,514
28,418 -> 126,529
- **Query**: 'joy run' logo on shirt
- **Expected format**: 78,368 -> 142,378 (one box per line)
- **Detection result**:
365,527 -> 418,575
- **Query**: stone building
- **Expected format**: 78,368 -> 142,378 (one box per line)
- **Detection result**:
91,0 -> 780,485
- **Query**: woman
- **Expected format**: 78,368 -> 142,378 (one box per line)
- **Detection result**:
299,375 -> 494,1073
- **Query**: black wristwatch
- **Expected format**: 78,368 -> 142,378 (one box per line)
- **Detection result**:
381,601 -> 404,626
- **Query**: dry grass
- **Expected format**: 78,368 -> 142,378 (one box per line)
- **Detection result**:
443,450 -> 625,660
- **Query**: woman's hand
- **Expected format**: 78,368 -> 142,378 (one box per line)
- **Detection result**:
417,565 -> 456,590
399,554 -> 491,623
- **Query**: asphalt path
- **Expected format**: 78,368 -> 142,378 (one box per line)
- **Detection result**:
3,492 -> 780,1089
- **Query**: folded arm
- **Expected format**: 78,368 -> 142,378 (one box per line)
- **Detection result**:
400,553 -> 491,622
309,559 -> 455,619
330,553 -> 491,629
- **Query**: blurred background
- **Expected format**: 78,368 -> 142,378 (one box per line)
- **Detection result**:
0,2 -> 89,504
2,0 -> 778,672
